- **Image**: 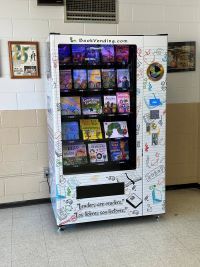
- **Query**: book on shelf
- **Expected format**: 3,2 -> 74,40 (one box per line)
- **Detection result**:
116,92 -> 130,113
117,69 -> 130,89
73,69 -> 87,90
59,70 -> 72,91
62,121 -> 79,141
80,119 -> 103,140
85,45 -> 100,65
61,97 -> 81,115
88,142 -> 108,163
101,45 -> 115,63
87,69 -> 101,89
101,69 -> 116,89
58,44 -> 71,64
63,143 -> 88,166
81,96 -> 102,115
115,45 -> 129,64
103,121 -> 129,138
103,95 -> 117,113
109,139 -> 129,161
72,44 -> 85,64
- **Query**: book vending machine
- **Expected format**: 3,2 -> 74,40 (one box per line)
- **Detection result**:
46,34 -> 167,229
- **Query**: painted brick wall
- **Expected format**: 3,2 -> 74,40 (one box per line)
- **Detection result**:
0,0 -> 200,203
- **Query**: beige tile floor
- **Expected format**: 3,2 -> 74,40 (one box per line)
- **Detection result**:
0,188 -> 200,267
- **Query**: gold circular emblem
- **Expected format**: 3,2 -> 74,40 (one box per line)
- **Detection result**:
147,62 -> 164,81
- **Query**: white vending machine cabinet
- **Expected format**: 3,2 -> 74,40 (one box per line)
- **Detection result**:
46,34 -> 167,227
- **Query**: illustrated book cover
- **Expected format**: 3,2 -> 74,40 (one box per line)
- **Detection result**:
101,45 -> 115,63
103,95 -> 117,113
62,121 -> 79,141
72,44 -> 85,64
87,69 -> 101,89
116,92 -> 130,113
117,69 -> 130,89
88,142 -> 108,163
63,143 -> 87,166
61,97 -> 81,115
101,69 -> 115,89
73,69 -> 87,90
80,119 -> 103,140
109,139 -> 129,161
115,45 -> 129,64
82,96 -> 102,115
85,45 -> 100,65
104,121 -> 129,138
59,70 -> 72,91
58,44 -> 71,64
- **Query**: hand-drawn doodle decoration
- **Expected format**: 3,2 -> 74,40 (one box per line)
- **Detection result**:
147,62 -> 164,82
145,143 -> 149,152
145,165 -> 165,182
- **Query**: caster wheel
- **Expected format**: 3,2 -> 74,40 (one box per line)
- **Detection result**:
155,215 -> 160,222
57,226 -> 65,232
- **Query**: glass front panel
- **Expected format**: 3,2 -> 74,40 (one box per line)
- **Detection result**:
58,43 -> 137,174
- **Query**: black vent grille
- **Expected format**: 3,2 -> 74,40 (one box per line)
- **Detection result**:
65,0 -> 118,23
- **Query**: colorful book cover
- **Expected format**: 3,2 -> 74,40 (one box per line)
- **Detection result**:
63,143 -> 87,166
103,95 -> 117,113
61,97 -> 81,115
62,121 -> 79,141
101,45 -> 115,63
117,69 -> 130,89
115,45 -> 129,64
109,139 -> 129,161
85,45 -> 100,64
73,69 -> 87,90
88,142 -> 108,163
116,92 -> 130,113
88,69 -> 101,89
72,44 -> 85,64
58,44 -> 71,64
82,96 -> 102,115
102,69 -> 116,89
59,70 -> 72,91
103,121 -> 129,138
80,119 -> 103,140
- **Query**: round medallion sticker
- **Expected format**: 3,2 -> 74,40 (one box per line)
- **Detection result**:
147,62 -> 164,81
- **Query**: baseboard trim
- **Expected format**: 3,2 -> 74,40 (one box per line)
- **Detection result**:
0,198 -> 50,210
166,183 -> 200,190
0,183 -> 199,209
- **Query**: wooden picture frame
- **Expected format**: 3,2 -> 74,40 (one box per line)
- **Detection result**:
168,41 -> 196,73
8,41 -> 40,79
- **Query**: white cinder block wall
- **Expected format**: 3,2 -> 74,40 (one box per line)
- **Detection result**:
1,0 -> 200,108
0,0 -> 200,203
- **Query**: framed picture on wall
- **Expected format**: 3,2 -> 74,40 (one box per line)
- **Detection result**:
167,41 -> 196,73
8,41 -> 40,79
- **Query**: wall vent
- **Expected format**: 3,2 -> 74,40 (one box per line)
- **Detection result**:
64,0 -> 118,23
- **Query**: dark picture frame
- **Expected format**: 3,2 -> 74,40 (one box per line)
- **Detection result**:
167,41 -> 196,73
8,41 -> 40,79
